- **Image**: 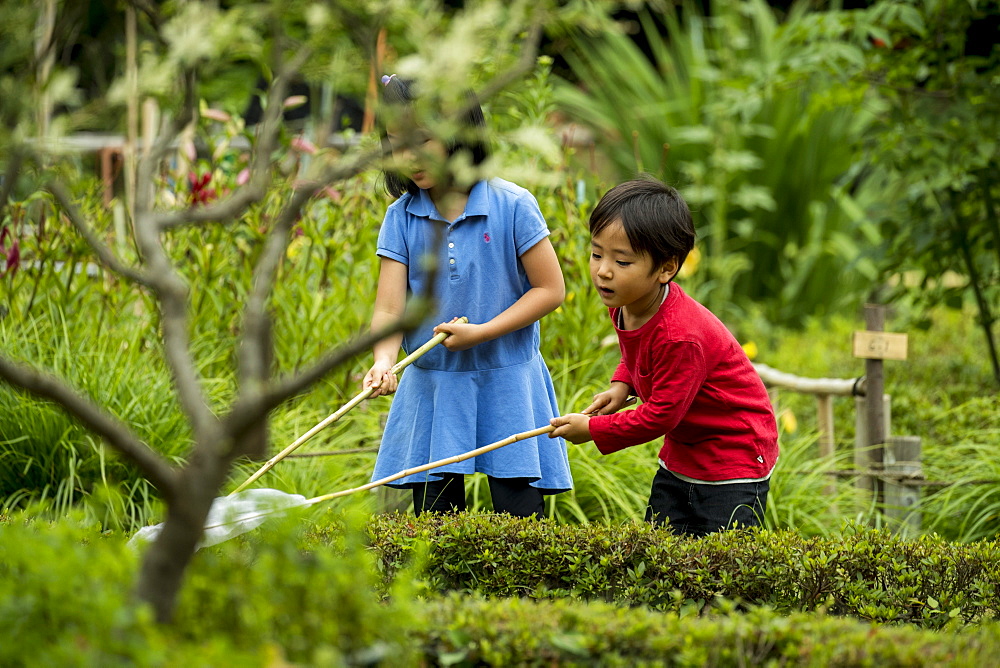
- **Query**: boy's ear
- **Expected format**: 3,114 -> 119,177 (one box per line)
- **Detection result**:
658,257 -> 680,284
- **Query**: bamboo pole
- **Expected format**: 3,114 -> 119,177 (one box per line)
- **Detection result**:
307,425 -> 554,505
125,5 -> 138,224
231,319 -> 467,494
204,424 -> 554,533
754,363 -> 863,396
35,0 -> 56,140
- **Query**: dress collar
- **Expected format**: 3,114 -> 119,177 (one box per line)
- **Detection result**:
406,179 -> 490,224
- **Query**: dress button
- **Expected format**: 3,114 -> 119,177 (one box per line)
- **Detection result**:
448,242 -> 455,249
449,258 -> 456,264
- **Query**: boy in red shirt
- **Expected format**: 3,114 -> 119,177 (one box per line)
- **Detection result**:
549,177 -> 778,536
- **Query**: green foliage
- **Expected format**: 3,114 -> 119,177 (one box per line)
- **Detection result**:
5,167 -> 1000,541
365,513 -> 1000,629
177,506 -> 423,665
3,0 -> 999,549
419,594 -> 1000,666
556,0 -> 879,326
0,507 -> 420,666
842,0 -> 1000,382
0,512 -> 178,666
5,509 -> 1000,666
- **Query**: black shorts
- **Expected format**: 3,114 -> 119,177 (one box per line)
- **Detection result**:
645,467 -> 769,537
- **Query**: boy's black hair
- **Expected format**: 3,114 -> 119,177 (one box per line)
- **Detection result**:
589,176 -> 695,274
379,76 -> 490,198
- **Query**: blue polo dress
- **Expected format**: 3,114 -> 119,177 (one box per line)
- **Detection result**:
370,178 -> 573,494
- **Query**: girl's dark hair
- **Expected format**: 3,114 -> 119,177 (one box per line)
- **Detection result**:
379,76 -> 490,198
589,176 -> 695,273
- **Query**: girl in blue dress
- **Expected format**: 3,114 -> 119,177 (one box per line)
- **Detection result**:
362,75 -> 572,518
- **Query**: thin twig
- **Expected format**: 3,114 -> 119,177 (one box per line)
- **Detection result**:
46,181 -> 154,287
285,447 -> 380,458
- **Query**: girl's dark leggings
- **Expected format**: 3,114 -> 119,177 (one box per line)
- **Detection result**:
412,472 -> 544,519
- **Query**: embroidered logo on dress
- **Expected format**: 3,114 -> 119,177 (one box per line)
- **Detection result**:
483,233 -> 491,243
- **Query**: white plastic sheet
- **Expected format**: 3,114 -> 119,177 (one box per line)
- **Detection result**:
128,488 -> 310,550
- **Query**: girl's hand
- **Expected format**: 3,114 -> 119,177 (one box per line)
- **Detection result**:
548,413 -> 592,444
583,381 -> 633,415
363,359 -> 398,397
434,318 -> 485,351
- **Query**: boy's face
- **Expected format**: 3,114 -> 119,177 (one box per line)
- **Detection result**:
590,220 -> 677,313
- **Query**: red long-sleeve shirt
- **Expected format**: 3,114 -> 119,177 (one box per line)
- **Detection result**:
588,284 -> 778,481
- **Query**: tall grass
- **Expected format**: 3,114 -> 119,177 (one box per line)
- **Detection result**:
6,170 -> 999,541
1,175 -> 392,529
4,71 -> 999,542
555,0 -> 880,326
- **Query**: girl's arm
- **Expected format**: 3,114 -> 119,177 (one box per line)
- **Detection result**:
435,237 -> 565,351
363,257 -> 408,396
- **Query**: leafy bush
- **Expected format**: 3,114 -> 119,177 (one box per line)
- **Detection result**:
3,509 -> 1000,666
363,513 -> 1000,629
0,508 -> 421,666
418,594 -> 1000,667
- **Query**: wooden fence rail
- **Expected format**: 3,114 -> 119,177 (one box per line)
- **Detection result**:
753,363 -> 927,533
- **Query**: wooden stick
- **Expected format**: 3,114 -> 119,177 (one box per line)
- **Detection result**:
230,318 -> 467,495
306,424 -> 554,505
204,424 -> 555,532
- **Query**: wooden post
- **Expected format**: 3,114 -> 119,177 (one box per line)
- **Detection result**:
35,0 -> 57,139
816,394 -> 835,495
884,436 -> 922,535
854,396 -> 872,497
124,5 -> 138,224
863,304 -> 886,505
853,303 -> 908,518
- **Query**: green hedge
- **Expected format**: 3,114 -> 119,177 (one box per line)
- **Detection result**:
418,595 -> 1000,666
3,511 -> 1000,666
360,513 -> 1000,629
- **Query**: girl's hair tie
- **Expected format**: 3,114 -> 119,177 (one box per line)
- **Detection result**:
380,73 -> 397,86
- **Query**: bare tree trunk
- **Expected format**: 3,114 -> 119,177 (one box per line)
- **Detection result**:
948,190 -> 1000,385
136,447 -> 232,623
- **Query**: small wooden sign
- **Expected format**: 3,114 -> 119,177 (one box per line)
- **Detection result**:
853,331 -> 908,361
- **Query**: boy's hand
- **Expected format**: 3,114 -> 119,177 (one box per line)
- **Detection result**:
548,413 -> 592,444
584,381 -> 633,415
363,359 -> 398,397
434,318 -> 485,351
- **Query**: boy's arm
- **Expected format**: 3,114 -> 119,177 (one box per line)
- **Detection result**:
583,380 -> 632,416
610,360 -> 633,389
588,341 -> 706,453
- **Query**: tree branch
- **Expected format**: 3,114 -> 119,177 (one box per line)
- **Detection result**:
46,181 -> 155,288
223,299 -> 434,444
0,356 -> 179,497
131,69 -> 215,440
154,49 -> 312,232
474,22 -> 544,107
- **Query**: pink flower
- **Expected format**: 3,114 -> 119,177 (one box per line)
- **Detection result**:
0,226 -> 19,278
291,136 -> 317,155
201,108 -> 231,123
236,168 -> 251,186
319,186 -> 341,202
283,95 -> 308,109
182,139 -> 197,162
